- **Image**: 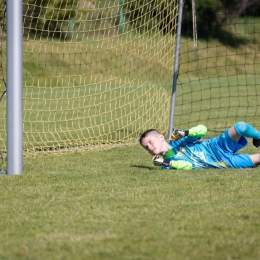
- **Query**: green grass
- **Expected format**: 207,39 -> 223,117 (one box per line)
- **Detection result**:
0,5 -> 260,260
1,144 -> 260,260
0,11 -> 260,259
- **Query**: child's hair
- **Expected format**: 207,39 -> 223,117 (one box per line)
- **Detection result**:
139,129 -> 161,145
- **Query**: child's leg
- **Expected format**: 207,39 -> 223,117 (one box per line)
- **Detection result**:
249,154 -> 260,166
229,121 -> 260,146
228,126 -> 241,142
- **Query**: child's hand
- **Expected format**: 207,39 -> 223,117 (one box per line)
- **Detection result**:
171,129 -> 185,140
152,155 -> 171,166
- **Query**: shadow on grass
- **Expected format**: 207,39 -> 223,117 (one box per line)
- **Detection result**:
182,25 -> 249,48
130,164 -> 155,170
199,28 -> 248,48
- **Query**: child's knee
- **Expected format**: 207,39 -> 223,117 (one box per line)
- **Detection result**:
249,154 -> 260,166
234,121 -> 248,136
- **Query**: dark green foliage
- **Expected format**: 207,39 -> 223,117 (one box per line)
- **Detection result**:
183,0 -> 222,28
23,0 -> 79,40
123,0 -> 178,34
123,0 -> 260,36
0,0 -> 5,26
182,0 -> 260,37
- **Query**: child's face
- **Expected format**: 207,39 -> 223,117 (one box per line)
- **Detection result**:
141,133 -> 164,155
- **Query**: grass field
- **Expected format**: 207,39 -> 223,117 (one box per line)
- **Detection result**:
0,4 -> 260,259
1,144 -> 260,260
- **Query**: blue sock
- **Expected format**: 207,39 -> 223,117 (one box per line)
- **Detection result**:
234,122 -> 260,139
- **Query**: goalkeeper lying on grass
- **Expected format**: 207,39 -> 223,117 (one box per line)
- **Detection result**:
139,121 -> 260,170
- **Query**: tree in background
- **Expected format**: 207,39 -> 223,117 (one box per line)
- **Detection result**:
123,0 -> 178,34
123,0 -> 260,36
183,0 -> 260,44
0,0 -> 5,28
23,0 -> 78,39
12,0 -> 260,40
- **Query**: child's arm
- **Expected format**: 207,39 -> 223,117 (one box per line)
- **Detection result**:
170,160 -> 192,170
153,157 -> 192,170
175,124 -> 207,139
187,124 -> 207,138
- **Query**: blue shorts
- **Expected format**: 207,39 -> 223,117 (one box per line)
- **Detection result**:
214,130 -> 255,168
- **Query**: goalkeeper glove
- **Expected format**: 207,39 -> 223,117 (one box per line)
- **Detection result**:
187,124 -> 207,138
152,155 -> 171,166
171,125 -> 207,140
171,128 -> 187,140
152,156 -> 192,170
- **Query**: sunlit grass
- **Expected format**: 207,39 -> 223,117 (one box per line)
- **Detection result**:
0,145 -> 260,259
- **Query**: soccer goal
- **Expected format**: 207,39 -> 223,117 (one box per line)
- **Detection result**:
0,1 -> 5,173
0,0 -> 260,164
171,0 -> 260,138
16,0 -> 179,156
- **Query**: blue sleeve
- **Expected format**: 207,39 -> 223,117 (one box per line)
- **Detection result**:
169,136 -> 200,148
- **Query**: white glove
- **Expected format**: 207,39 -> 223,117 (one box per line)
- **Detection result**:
152,155 -> 171,166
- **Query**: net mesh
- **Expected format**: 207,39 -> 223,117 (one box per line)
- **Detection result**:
1,0 -> 259,155
174,1 -> 260,137
0,0 -> 179,155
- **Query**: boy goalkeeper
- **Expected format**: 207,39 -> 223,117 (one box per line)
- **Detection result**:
139,121 -> 260,170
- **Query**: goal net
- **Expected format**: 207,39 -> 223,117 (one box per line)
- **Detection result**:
174,0 -> 260,137
1,0 -> 179,155
0,0 -> 259,155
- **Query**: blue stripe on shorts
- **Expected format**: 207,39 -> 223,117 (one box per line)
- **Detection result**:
214,130 -> 255,168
